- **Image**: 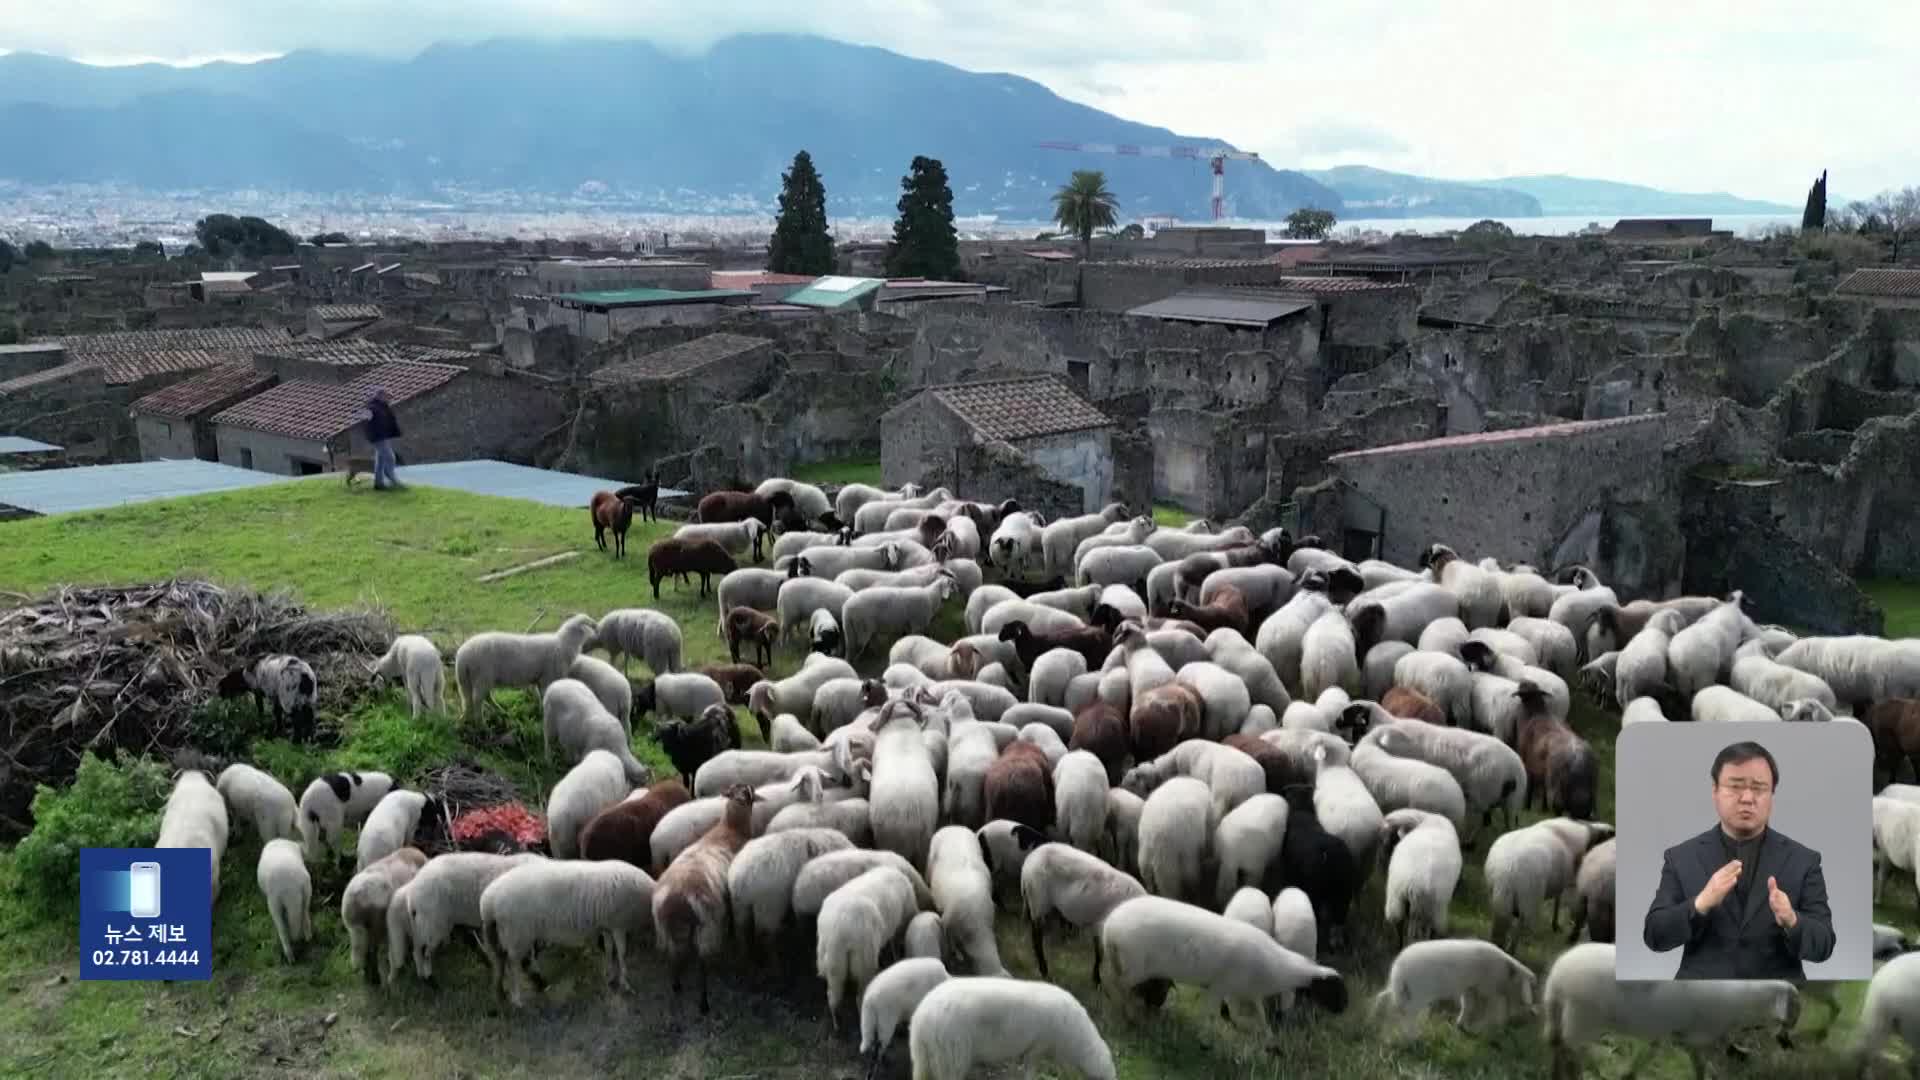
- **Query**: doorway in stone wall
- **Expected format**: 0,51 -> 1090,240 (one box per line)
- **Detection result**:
1341,528 -> 1379,562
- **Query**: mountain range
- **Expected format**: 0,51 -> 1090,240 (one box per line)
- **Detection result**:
0,35 -> 1795,222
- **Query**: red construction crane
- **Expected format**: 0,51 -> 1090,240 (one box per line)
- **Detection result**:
1038,141 -> 1261,222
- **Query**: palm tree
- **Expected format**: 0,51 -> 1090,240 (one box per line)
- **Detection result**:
1051,170 -> 1119,258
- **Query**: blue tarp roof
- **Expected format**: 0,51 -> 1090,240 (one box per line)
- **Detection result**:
0,436 -> 61,454
393,460 -> 688,509
0,459 -> 290,515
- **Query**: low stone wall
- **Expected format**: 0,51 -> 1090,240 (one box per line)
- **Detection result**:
1681,474 -> 1885,636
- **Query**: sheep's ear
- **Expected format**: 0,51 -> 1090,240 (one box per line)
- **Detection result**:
324,773 -> 353,803
1013,823 -> 1045,851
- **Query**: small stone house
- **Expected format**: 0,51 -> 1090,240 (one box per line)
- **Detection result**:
129,363 -> 279,462
306,303 -> 384,339
882,374 -> 1117,513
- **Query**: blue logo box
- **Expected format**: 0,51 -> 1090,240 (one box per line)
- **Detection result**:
79,848 -> 212,981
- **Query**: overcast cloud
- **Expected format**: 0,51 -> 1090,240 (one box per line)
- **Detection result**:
6,0 -> 1918,200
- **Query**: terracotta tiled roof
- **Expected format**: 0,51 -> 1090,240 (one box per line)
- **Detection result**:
209,361 -> 465,440
258,340 -> 478,366
50,327 -> 294,355
129,364 -> 277,419
1081,257 -> 1274,270
93,349 -> 238,385
0,360 -> 99,397
1331,413 -> 1668,460
931,375 -> 1113,441
588,333 -> 773,385
710,271 -> 816,289
1262,276 -> 1411,295
1834,268 -> 1920,299
311,303 -> 383,322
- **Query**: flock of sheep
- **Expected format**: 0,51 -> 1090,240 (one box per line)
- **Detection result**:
141,472 -> 1920,1078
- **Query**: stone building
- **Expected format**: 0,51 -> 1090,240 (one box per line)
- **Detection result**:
306,303 -> 384,339
525,258 -> 712,295
207,360 -> 567,476
130,363 -> 278,462
882,375 -> 1119,515
522,288 -> 757,342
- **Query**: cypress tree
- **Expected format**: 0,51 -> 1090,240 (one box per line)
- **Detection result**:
1801,169 -> 1827,231
767,150 -> 835,276
883,156 -> 962,280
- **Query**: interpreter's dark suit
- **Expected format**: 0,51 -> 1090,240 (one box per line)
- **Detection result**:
1642,825 -> 1836,980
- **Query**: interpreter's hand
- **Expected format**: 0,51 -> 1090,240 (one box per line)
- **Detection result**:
1768,876 -> 1797,930
1694,858 -> 1743,914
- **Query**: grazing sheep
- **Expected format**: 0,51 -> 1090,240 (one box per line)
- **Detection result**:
1513,681 -> 1597,819
367,633 -> 446,718
1352,735 -> 1469,830
1777,636 -> 1920,717
1691,684 -> 1782,724
255,838 -> 311,964
1363,640 -> 1416,702
454,613 -> 598,719
984,741 -> 1056,835
1567,836 -> 1617,944
542,678 -> 650,783
1361,719 -> 1525,838
717,567 -> 794,641
342,846 -> 427,984
1666,594 -> 1756,700
1370,938 -> 1537,1040
1484,817 -> 1613,953
1543,942 -> 1799,1080
1026,647 -> 1091,709
870,700 -> 943,868
858,957 -> 951,1079
355,789 -> 435,873
777,575 -> 858,646
1611,607 -> 1686,707
1393,649 -> 1476,727
1124,738 -> 1265,822
1204,627 -> 1292,716
216,763 -> 298,843
1053,750 -> 1109,854
1312,742 -> 1385,885
647,536 -> 739,600
1099,895 -> 1348,1035
1212,793 -> 1290,905
717,606 -> 775,669
657,703 -> 742,783
928,824 -> 1008,976
634,671 -> 730,727
1019,840 -> 1146,982
837,481 -> 920,527
548,750 -> 637,859
1135,776 -> 1217,904
1165,585 -> 1252,639
217,654 -> 320,739
791,849 -> 937,923
296,769 -> 393,861
1269,886 -> 1318,1003
565,653 -> 634,731
755,477 -> 832,523
766,796 -> 873,845
1850,951 -> 1920,1072
1379,808 -> 1463,949
399,851 -> 545,981
650,769 -> 829,869
767,712 -> 822,753
819,862 -> 928,1025
1349,582 -> 1459,651
1418,616 -> 1470,657
654,784 -> 756,1014
909,976 -> 1117,1080
158,769 -> 229,901
478,858 -> 655,1005
1281,785 -> 1358,948
905,911 -> 946,959
854,486 -> 951,535
726,826 -> 853,961
1731,641 -> 1839,715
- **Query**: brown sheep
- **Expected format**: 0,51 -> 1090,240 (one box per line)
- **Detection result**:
694,489 -> 796,527
983,741 -> 1055,834
1514,681 -> 1596,819
697,663 -> 764,705
1867,699 -> 1920,788
1174,544 -> 1269,601
997,619 -> 1113,674
652,783 -> 756,1015
1164,585 -> 1250,638
724,606 -> 779,668
1222,734 -> 1312,794
1090,606 -> 1208,640
1381,686 -> 1446,726
1128,682 -> 1206,762
590,490 -> 636,559
1068,701 -> 1129,785
578,778 -> 692,867
647,537 -> 738,601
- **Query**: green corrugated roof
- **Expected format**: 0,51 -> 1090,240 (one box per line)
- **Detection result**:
551,288 -> 755,307
782,276 -> 885,309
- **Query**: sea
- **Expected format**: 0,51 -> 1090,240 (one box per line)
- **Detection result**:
951,212 -> 1800,242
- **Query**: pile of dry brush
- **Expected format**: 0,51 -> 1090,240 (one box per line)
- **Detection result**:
0,579 -> 394,840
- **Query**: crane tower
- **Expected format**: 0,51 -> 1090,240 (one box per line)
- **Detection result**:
1037,141 -> 1261,222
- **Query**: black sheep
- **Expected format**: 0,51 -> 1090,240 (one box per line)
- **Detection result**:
612,474 -> 659,523
997,619 -> 1112,674
656,704 -> 742,782
1279,784 -> 1357,952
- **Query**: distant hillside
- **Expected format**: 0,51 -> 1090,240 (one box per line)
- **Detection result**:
0,36 -> 1342,221
1476,174 -> 1796,217
1305,165 -> 1541,219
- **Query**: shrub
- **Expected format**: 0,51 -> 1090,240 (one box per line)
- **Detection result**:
9,751 -> 173,917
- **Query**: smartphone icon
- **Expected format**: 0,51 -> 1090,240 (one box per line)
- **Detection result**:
128,862 -> 162,919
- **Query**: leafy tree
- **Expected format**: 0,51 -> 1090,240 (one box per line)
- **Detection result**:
1459,218 -> 1514,251
193,214 -> 297,258
1283,207 -> 1336,239
1118,223 -> 1145,240
1051,169 -> 1119,259
883,155 -> 962,280
767,150 -> 836,276
1801,170 -> 1827,231
0,238 -> 13,273
309,231 -> 350,245
23,239 -> 54,262
131,239 -> 165,260
1860,187 -> 1920,261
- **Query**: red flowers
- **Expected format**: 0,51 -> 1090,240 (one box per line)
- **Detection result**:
450,802 -> 545,849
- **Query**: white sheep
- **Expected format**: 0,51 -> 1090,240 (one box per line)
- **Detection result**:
1462,644 -> 1571,727
675,517 -> 769,561
727,827 -> 855,957
1039,504 -> 1131,579
1099,895 -> 1348,1035
1025,648 -> 1089,709
541,678 -> 649,783
1611,606 -> 1686,706
909,976 -> 1118,1080
1361,719 -> 1524,838
1270,886 -> 1318,964
1097,582 -> 1149,622
1691,685 -> 1781,723
1363,640 -> 1416,701
1349,583 -> 1459,647
1425,545 -> 1503,628
1775,635 -> 1920,712
838,481 -> 920,527
1417,616 -> 1470,656
893,634 -> 965,680
547,749 -> 635,859
853,487 -> 949,534
1145,524 -> 1254,562
454,613 -> 598,718
1105,786 -> 1146,878
1312,740 -> 1384,885
1201,564 -> 1295,616
927,824 -> 1007,976
988,511 -> 1047,577
1017,840 -> 1145,983
1465,625 -> 1539,666
1379,808 -> 1462,949
1053,750 -> 1109,853
1017,722 -> 1068,769
399,851 -> 544,981
1851,951 -> 1920,1071
792,849 -> 936,919
1074,514 -> 1157,565
1122,738 -> 1265,820
1076,544 -> 1164,590
809,676 -> 877,734
768,712 -> 822,752
650,770 -> 829,868
1027,582 -> 1105,621
355,789 -> 433,872
936,517 -> 983,562
342,846 -> 426,983
817,863 -> 923,1024
1204,628 -> 1293,716
905,910 -> 946,960
216,762 -> 297,843
1176,660 -> 1254,740
776,576 -> 856,644
1393,649 -> 1475,727
1731,641 -> 1838,714
1135,775 -> 1217,903
478,858 -> 655,1005
1351,736 -> 1469,830
1873,797 -> 1920,901
254,837 -> 311,964
1506,616 -> 1579,680
1484,817 -> 1613,952
157,769 -> 229,901
588,607 -> 683,675
857,955 -> 951,1077
766,796 -> 873,844
1224,886 -> 1275,935
1370,938 -> 1536,1040
1621,696 -> 1671,725
744,654 -> 858,727
1213,792 -> 1290,905
1548,579 -> 1620,661
964,584 -> 1018,635
558,653 -> 630,730
870,702 -> 942,867
1240,704 -> 1280,736
296,769 -> 394,860
1542,942 -> 1799,1078
981,597 -> 1087,639
1665,594 -> 1755,700
634,671 -> 729,726
367,633 -> 445,717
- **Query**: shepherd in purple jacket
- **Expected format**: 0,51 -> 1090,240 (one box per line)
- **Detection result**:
361,389 -> 403,490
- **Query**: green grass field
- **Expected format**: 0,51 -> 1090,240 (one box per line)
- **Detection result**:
0,477 -> 1912,1078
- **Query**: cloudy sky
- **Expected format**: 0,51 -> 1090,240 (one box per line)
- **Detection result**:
6,0 -> 1917,201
